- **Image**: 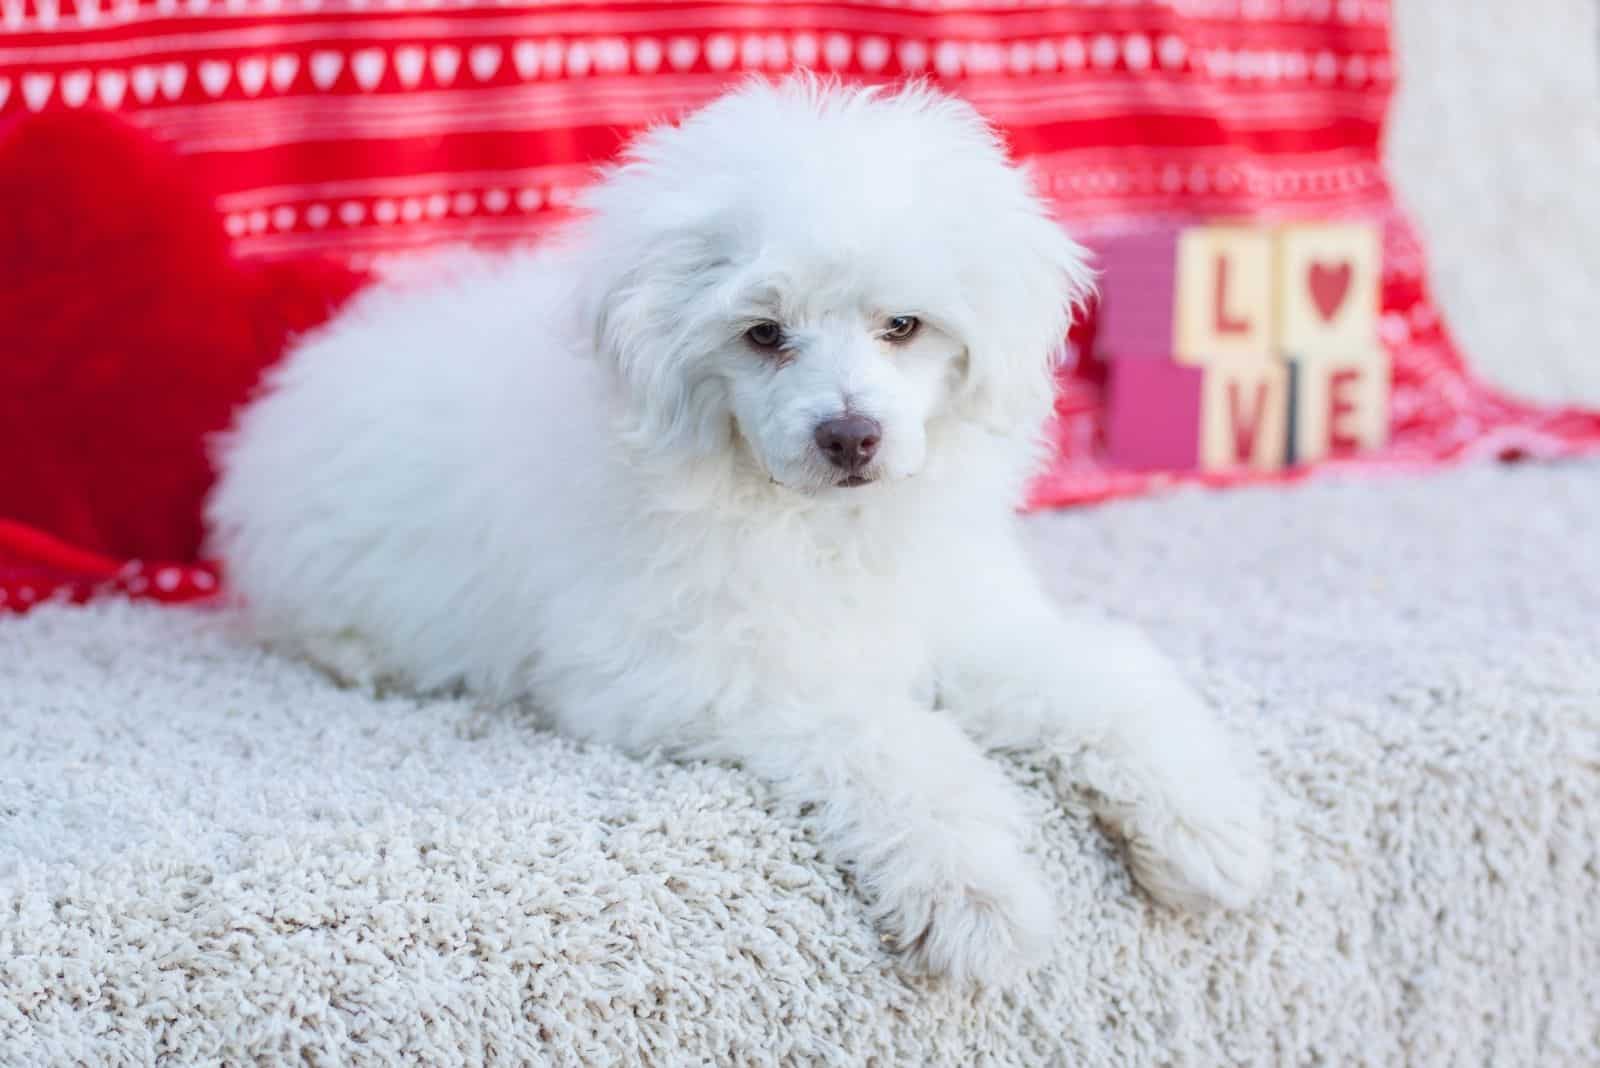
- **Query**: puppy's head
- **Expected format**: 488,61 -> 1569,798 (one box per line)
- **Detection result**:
576,75 -> 1092,495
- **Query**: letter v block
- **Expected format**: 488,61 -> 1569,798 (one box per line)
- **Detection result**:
1200,356 -> 1289,471
1174,226 -> 1276,364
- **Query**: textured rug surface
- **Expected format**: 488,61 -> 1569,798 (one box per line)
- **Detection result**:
4,461 -> 1598,1066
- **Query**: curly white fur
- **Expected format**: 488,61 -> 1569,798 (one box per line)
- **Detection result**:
206,76 -> 1268,984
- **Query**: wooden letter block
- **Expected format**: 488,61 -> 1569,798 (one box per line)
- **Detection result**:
1200,356 -> 1289,471
1174,226 -> 1276,364
1093,231 -> 1179,361
1105,358 -> 1204,470
1276,223 -> 1381,358
1287,349 -> 1390,464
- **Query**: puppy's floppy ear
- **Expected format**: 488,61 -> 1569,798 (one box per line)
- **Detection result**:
894,84 -> 1094,437
955,187 -> 1096,438
569,137 -> 734,461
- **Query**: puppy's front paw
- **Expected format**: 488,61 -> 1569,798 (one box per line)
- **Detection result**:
1118,770 -> 1270,912
869,835 -> 1054,985
1049,678 -> 1273,913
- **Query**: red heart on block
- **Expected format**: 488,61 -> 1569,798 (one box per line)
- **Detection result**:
1308,261 -> 1352,322
0,109 -> 369,564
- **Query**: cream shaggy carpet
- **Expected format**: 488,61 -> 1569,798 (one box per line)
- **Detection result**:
4,461 -> 1599,1065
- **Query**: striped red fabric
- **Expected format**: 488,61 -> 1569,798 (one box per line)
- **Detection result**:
3,0 -> 1402,267
3,0 -> 1599,613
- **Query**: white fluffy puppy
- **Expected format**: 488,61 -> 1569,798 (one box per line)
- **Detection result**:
208,76 -> 1268,983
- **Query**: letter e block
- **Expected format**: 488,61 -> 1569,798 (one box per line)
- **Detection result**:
1288,349 -> 1390,464
1174,226 -> 1276,364
1276,223 -> 1381,357
1200,356 -> 1289,471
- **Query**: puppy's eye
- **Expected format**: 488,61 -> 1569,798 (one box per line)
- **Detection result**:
745,321 -> 784,350
883,316 -> 920,342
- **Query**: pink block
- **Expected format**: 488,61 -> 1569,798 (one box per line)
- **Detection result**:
1105,358 -> 1202,471
1092,230 -> 1179,361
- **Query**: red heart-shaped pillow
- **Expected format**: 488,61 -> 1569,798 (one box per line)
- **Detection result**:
0,109 -> 368,565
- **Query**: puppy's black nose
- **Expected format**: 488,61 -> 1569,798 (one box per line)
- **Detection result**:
814,414 -> 881,471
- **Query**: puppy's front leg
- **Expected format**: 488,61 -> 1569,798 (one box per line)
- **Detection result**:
932,540 -> 1270,912
693,696 -> 1054,984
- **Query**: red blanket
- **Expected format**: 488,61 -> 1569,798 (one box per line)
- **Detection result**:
4,0 -> 1599,614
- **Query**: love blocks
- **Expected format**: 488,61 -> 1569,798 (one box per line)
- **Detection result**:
1099,223 -> 1388,472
